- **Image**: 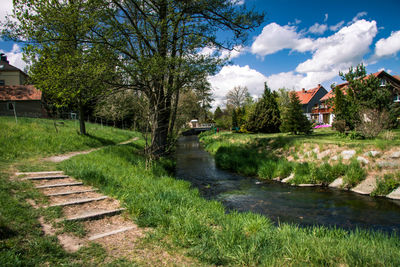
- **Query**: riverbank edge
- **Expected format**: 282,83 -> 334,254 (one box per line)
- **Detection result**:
198,133 -> 400,201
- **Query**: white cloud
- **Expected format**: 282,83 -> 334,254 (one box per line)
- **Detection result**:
199,45 -> 245,60
0,44 -> 27,71
228,0 -> 244,5
374,30 -> 400,58
249,19 -> 378,92
324,14 -> 328,23
308,23 -> 328,34
250,23 -> 313,57
296,20 -> 377,73
208,65 -> 267,107
352,12 -> 367,23
0,0 -> 14,33
329,21 -> 344,31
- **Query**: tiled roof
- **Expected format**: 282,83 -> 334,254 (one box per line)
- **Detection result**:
295,84 -> 323,104
394,75 -> 400,82
0,85 -> 42,101
320,70 -> 399,101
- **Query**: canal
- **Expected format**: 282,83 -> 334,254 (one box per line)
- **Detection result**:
175,135 -> 400,235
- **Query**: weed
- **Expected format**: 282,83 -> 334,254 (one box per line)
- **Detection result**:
343,160 -> 366,188
371,173 -> 400,196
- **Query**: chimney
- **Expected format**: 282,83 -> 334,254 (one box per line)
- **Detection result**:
318,84 -> 321,87
0,53 -> 8,63
302,88 -> 306,93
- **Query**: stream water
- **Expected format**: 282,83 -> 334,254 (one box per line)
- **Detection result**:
175,135 -> 400,235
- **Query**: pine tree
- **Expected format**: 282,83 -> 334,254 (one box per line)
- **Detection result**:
280,92 -> 312,134
246,83 -> 281,133
231,108 -> 238,129
214,106 -> 223,120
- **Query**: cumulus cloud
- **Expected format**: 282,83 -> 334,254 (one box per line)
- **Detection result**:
250,23 -> 313,57
351,12 -> 367,23
208,65 -> 267,107
0,44 -> 27,71
308,23 -> 328,34
329,21 -> 344,31
228,0 -> 244,5
374,30 -> 400,58
0,0 -> 14,33
248,19 -> 378,91
198,45 -> 245,60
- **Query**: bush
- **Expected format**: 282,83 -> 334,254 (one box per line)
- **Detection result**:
332,119 -> 347,133
343,160 -> 366,188
292,162 -> 313,184
355,108 -> 390,139
371,173 -> 400,196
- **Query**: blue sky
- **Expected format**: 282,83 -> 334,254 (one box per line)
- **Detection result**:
1,0 -> 400,108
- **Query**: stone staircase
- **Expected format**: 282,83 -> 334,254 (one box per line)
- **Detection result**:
16,171 -> 140,252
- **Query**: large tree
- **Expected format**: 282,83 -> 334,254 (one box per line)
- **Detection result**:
3,0 -> 115,135
226,85 -> 250,109
90,0 -> 263,157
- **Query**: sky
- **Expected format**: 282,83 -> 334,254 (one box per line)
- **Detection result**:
1,0 -> 400,109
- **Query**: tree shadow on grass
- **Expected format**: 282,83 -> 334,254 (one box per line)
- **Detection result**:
84,133 -> 118,147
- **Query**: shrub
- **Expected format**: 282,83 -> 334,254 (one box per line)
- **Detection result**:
332,119 -> 347,133
292,162 -> 313,184
275,159 -> 293,178
343,160 -> 366,188
371,173 -> 400,196
355,108 -> 390,139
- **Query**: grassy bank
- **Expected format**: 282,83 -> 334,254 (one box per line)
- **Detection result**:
60,139 -> 400,266
0,117 -> 139,266
0,117 -> 139,163
199,129 -> 400,190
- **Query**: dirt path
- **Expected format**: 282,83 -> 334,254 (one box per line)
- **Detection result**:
43,137 -> 139,162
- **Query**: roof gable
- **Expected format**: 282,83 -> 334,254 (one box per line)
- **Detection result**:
295,84 -> 326,104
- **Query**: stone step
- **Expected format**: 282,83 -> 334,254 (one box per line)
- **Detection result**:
35,182 -> 83,189
45,189 -> 98,197
16,171 -> 64,176
22,175 -> 69,181
387,187 -> 400,200
88,226 -> 135,241
66,208 -> 126,222
49,196 -> 108,207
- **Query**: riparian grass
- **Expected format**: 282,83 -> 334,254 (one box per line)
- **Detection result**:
372,172 -> 400,196
0,116 -> 139,163
60,142 -> 400,266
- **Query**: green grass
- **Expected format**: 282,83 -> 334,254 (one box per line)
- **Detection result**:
0,116 -> 139,163
58,142 -> 400,266
372,172 -> 400,196
0,116 -> 140,266
343,160 -> 367,188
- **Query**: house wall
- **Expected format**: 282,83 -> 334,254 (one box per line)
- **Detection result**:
305,87 -> 328,113
0,71 -> 27,85
0,100 -> 45,117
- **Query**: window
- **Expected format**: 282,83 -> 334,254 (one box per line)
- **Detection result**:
394,94 -> 400,103
0,80 -> 4,85
379,79 -> 386,87
7,102 -> 14,110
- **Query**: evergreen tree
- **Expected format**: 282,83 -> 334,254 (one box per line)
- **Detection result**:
280,92 -> 312,134
231,108 -> 238,129
214,106 -> 223,120
246,83 -> 281,133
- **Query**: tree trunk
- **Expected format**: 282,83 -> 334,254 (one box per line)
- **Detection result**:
79,102 -> 86,135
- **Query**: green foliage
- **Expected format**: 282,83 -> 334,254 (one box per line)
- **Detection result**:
371,173 -> 400,196
280,92 -> 312,134
214,106 -> 223,120
343,160 -> 367,188
245,83 -> 281,133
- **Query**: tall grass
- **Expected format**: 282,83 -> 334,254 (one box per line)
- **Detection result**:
60,143 -> 400,266
372,172 -> 400,196
0,117 -> 138,162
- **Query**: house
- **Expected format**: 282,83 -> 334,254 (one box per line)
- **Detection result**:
312,71 -> 400,125
0,53 -> 46,118
295,84 -> 328,121
0,53 -> 28,86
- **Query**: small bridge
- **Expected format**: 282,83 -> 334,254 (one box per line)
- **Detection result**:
182,123 -> 214,136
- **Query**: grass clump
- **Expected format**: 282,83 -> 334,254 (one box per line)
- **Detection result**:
343,160 -> 367,188
372,172 -> 400,196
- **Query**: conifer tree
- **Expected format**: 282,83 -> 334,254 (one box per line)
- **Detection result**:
280,92 -> 312,134
246,83 -> 281,133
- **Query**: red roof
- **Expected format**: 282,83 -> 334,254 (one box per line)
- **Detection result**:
0,85 -> 42,101
320,70 -> 398,101
295,84 -> 323,104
